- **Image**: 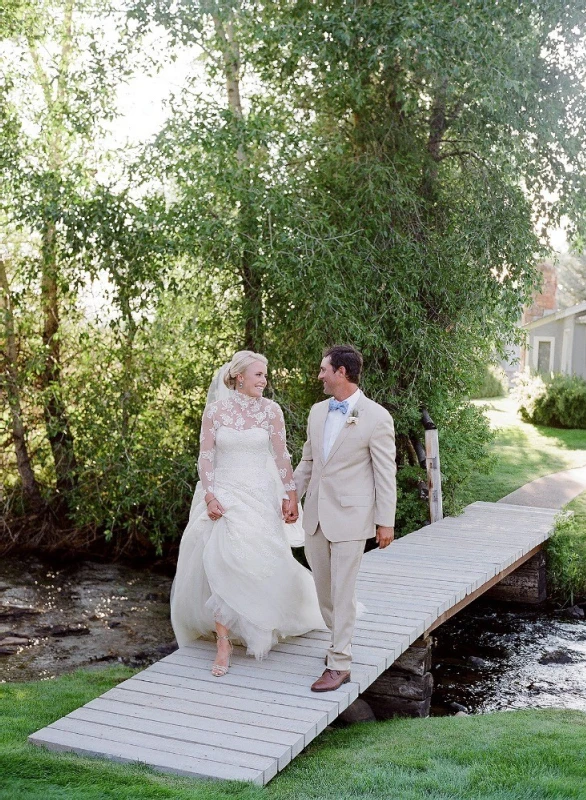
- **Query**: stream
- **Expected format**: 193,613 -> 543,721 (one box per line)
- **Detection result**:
1,555 -> 585,715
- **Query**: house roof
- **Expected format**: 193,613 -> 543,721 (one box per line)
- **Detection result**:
524,299 -> 586,330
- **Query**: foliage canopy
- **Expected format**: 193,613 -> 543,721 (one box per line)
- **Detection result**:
2,1 -> 586,551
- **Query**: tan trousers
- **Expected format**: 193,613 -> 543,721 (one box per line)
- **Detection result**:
305,525 -> 365,671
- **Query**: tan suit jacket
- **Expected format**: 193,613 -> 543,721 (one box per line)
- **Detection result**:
293,394 -> 396,542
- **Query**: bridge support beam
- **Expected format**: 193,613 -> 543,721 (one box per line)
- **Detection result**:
361,635 -> 434,719
485,551 -> 547,604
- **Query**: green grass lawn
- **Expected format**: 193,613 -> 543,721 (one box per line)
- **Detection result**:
1,667 -> 586,800
460,397 -> 586,505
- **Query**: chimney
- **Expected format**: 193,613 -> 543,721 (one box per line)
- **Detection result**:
522,260 -> 558,325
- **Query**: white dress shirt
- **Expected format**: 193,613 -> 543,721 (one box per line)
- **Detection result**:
323,389 -> 361,461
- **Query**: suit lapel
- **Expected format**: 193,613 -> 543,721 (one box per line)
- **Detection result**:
324,394 -> 366,465
314,401 -> 329,465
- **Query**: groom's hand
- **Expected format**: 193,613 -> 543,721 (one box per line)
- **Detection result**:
376,526 -> 394,549
283,491 -> 299,523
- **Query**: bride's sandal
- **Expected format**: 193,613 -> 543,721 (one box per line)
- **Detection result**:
211,635 -> 233,677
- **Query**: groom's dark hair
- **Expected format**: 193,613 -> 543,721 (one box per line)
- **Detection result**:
324,345 -> 363,384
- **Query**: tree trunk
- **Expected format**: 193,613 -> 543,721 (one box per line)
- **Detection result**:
28,0 -> 78,503
420,79 -> 449,205
0,257 -> 43,508
40,220 -> 77,498
211,4 -> 264,352
118,288 -> 137,439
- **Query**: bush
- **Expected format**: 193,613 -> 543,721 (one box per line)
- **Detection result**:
515,372 -> 586,429
394,400 -> 494,535
547,507 -> 586,604
469,365 -> 509,399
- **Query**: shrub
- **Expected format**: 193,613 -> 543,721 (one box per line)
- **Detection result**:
470,365 -> 509,399
515,372 -> 586,429
547,508 -> 586,604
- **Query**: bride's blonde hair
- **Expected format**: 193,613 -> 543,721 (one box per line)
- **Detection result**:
223,350 -> 268,390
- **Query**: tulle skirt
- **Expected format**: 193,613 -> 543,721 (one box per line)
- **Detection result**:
170,473 -> 325,659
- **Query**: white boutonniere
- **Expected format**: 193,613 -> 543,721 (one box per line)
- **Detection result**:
346,409 -> 359,425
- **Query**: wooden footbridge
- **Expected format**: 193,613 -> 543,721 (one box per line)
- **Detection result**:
29,501 -> 558,785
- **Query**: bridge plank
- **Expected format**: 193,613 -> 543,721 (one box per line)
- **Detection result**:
28,726 -> 265,784
85,695 -> 304,755
67,705 -> 293,770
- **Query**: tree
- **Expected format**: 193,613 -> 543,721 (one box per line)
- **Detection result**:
132,0 -> 289,353
133,0 -> 586,532
0,253 -> 43,509
557,251 -> 586,308
1,0 -> 135,508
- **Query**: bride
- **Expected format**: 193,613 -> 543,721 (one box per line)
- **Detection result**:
170,350 -> 324,676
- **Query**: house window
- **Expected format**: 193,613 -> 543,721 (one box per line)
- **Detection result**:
533,336 -> 554,373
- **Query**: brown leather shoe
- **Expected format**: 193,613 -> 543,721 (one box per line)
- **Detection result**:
311,669 -> 351,692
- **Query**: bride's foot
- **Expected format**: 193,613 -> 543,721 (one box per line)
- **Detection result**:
212,635 -> 233,677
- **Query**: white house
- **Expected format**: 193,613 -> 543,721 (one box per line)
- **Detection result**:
523,300 -> 586,377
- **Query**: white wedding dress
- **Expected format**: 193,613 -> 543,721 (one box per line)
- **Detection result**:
170,391 -> 324,659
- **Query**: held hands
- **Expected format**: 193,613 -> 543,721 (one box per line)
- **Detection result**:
205,493 -> 225,521
376,525 -> 394,549
282,490 -> 299,524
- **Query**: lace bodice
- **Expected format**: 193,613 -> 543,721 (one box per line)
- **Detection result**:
199,392 -> 296,495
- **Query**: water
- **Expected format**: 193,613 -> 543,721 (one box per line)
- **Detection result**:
0,556 -> 174,682
431,599 -> 586,714
1,556 -> 585,716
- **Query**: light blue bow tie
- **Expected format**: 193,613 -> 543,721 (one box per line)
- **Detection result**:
329,398 -> 349,414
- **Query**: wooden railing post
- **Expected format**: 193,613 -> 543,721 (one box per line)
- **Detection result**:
421,409 -> 443,523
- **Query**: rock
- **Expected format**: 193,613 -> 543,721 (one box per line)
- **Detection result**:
467,656 -> 489,669
448,701 -> 468,714
35,624 -> 90,637
538,649 -> 573,665
392,636 -> 433,676
156,642 -> 178,656
108,621 -> 122,628
125,650 -> 158,666
89,653 -> 117,663
336,699 -> 376,725
145,592 -> 168,602
0,646 -> 17,656
564,605 -> 585,619
0,604 -> 41,619
0,635 -> 30,646
454,711 -> 469,716
527,681 -> 550,692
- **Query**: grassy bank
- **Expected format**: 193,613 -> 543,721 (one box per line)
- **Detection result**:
460,397 -> 586,505
548,491 -> 586,604
1,668 -> 586,800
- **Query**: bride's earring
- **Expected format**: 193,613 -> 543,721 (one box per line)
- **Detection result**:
239,381 -> 243,388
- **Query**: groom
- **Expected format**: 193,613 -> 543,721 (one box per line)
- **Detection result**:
293,345 -> 396,692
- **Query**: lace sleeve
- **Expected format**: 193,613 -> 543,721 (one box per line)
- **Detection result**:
268,402 -> 296,492
198,404 -> 218,495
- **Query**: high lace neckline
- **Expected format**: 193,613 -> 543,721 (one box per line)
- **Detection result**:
233,390 -> 263,411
